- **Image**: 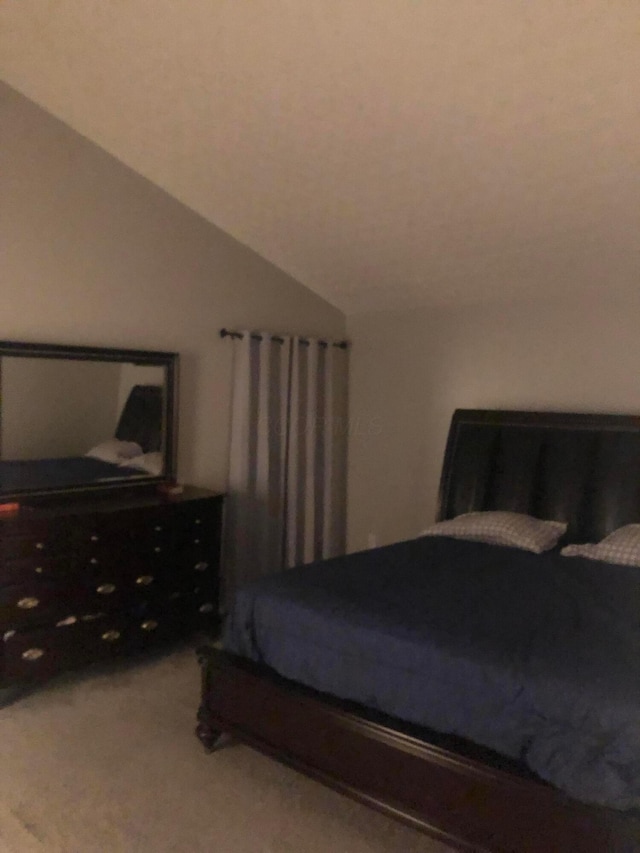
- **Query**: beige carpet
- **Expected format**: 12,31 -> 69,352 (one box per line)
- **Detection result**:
0,647 -> 454,853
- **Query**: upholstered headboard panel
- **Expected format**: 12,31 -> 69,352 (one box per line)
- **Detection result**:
437,409 -> 640,543
115,384 -> 163,454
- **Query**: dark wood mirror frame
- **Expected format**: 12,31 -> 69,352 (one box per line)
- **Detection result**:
0,339 -> 178,502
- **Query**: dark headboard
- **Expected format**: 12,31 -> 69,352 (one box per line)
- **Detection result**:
437,409 -> 640,543
115,385 -> 163,454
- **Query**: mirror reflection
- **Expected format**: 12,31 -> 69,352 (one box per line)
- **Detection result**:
0,357 -> 167,494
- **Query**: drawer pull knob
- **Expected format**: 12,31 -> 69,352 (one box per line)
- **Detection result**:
90,534 -> 99,542
153,546 -> 162,553
101,630 -> 121,642
56,615 -> 77,627
193,538 -> 200,545
81,613 -> 104,622
22,648 -> 45,661
199,602 -> 215,614
195,519 -> 202,525
97,583 -> 116,595
17,597 -> 40,609
136,575 -> 154,586
90,558 -> 99,565
194,561 -> 209,572
35,567 -> 43,574
35,542 -> 45,550
154,525 -> 163,532
141,619 -> 158,631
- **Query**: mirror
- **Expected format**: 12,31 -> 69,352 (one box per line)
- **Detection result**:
0,341 -> 178,499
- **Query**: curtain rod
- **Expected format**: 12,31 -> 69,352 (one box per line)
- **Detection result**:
219,328 -> 349,349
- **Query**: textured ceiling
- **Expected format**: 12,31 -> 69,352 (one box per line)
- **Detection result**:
1,1 -> 638,314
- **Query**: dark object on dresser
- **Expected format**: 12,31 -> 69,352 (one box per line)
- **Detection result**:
1,487 -> 223,688
197,410 -> 640,852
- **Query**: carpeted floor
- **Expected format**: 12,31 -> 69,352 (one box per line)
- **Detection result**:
0,646 -> 455,853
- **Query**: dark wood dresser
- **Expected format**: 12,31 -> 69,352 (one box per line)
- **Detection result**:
0,487 -> 223,686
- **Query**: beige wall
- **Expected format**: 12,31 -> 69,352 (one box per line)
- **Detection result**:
347,294 -> 640,552
0,82 -> 345,491
1,357 -> 120,459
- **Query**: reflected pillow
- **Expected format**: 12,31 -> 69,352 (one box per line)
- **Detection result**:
86,439 -> 142,465
421,511 -> 567,554
121,452 -> 163,477
561,524 -> 640,566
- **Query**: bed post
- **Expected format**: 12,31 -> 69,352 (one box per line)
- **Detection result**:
195,646 -> 226,751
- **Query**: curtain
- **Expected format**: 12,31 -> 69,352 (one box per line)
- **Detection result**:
223,331 -> 347,603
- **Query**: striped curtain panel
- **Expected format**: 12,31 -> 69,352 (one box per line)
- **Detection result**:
223,331 -> 347,603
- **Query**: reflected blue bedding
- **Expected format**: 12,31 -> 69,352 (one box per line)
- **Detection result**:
0,457 -> 141,491
224,536 -> 640,810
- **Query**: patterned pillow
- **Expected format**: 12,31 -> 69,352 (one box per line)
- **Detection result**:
421,511 -> 567,554
561,524 -> 640,566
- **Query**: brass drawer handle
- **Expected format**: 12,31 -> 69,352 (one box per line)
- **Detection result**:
193,538 -> 201,545
35,567 -> 44,574
35,542 -> 45,550
136,575 -> 154,586
17,596 -> 40,609
194,561 -> 209,572
22,648 -> 45,661
56,615 -> 77,627
90,534 -> 99,542
195,518 -> 202,525
97,583 -> 116,595
101,630 -> 121,642
141,619 -> 158,631
199,602 -> 215,614
153,546 -> 162,553
90,558 -> 99,565
154,525 -> 163,532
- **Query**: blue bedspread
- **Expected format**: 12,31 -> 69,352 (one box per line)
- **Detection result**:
0,457 -> 141,492
224,536 -> 640,810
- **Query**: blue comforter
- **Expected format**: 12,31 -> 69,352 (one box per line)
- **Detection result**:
224,536 -> 640,810
0,457 -> 142,492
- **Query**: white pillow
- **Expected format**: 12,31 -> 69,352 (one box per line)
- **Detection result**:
421,511 -> 567,554
561,524 -> 640,566
120,452 -> 164,477
86,439 -> 142,465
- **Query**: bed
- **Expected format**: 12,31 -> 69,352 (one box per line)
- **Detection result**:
196,409 -> 640,852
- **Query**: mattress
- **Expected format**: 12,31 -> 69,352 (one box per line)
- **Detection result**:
224,535 -> 640,810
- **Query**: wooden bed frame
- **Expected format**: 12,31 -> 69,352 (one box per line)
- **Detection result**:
197,409 -> 640,852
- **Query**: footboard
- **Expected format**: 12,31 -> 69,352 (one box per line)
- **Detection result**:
196,647 -> 640,853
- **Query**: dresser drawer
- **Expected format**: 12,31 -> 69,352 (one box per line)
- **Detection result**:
0,556 -> 60,585
2,597 -> 213,682
0,582 -> 76,627
68,545 -> 168,577
1,530 -> 65,561
0,568 -> 170,628
176,560 -> 219,595
174,500 -> 222,546
0,489 -> 223,686
2,616 -> 129,681
70,510 -> 171,555
139,589 -> 219,636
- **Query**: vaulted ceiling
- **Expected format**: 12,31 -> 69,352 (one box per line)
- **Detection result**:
1,2 -> 638,314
